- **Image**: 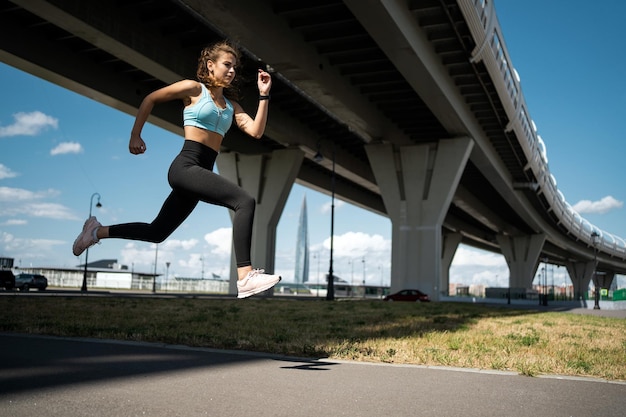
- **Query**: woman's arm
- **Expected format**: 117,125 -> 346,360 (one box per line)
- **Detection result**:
129,79 -> 201,154
233,69 -> 272,139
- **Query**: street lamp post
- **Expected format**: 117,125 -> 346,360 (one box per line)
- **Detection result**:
314,143 -> 335,301
362,258 -> 365,285
542,266 -> 547,306
327,145 -> 336,301
82,193 -> 102,292
542,258 -> 548,306
314,253 -> 320,297
537,274 -> 541,306
152,243 -> 159,293
362,258 -> 366,299
350,259 -> 354,284
551,264 -> 555,301
591,231 -> 600,310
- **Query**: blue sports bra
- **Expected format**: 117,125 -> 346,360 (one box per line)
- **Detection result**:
183,83 -> 234,136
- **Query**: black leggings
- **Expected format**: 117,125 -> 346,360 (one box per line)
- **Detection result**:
108,140 -> 255,267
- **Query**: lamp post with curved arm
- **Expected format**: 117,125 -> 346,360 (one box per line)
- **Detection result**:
81,192 -> 102,292
314,142 -> 335,301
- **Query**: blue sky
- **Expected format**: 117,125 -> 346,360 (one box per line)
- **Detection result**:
1,1 -> 624,289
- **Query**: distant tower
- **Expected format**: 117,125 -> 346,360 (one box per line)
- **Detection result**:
294,194 -> 310,284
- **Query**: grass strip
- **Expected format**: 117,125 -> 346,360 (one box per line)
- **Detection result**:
2,296 -> 624,381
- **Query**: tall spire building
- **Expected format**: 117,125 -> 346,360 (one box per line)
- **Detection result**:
294,194 -> 309,284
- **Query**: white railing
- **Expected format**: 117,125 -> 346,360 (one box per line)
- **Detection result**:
458,0 -> 626,259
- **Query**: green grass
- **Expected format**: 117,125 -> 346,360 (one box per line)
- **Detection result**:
2,295 -> 625,381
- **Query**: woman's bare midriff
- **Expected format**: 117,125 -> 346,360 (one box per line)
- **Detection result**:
183,125 -> 224,152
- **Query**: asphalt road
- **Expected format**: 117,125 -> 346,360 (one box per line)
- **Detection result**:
1,333 -> 625,417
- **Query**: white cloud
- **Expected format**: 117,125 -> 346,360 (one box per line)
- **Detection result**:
451,246 -> 506,267
50,142 -> 83,155
173,251 -> 229,279
0,186 -> 74,220
0,231 -> 14,245
0,202 -> 77,220
117,229 -> 232,278
450,246 -> 509,287
161,238 -> 198,251
0,164 -> 18,179
204,227 -> 232,257
119,242 -> 157,269
326,231 -> 390,258
0,111 -> 58,137
0,231 -> 65,260
177,253 -> 205,274
320,199 -> 345,214
0,186 -> 59,202
25,202 -> 77,220
304,231 -> 392,284
114,232 -> 226,277
572,195 -> 623,214
2,219 -> 27,226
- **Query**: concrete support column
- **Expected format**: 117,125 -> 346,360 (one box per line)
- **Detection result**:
366,138 -> 472,301
565,260 -> 595,306
496,234 -> 545,289
442,232 -> 463,296
600,271 -> 616,291
594,271 -> 616,308
217,148 -> 304,294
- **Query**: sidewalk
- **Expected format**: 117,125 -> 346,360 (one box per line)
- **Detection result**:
1,333 -> 624,417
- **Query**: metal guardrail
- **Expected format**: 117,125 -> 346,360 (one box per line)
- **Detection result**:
458,0 -> 626,259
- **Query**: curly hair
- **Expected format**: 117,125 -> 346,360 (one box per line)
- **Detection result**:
196,41 -> 242,101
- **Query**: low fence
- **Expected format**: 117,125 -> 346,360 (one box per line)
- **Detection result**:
613,288 -> 626,301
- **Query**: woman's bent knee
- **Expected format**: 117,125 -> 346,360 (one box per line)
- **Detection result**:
242,195 -> 255,211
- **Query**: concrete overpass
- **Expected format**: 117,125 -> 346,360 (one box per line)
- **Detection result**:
2,0 -> 625,300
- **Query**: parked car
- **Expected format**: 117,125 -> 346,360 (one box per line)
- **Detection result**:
14,273 -> 48,291
1,270 -> 15,290
384,289 -> 430,302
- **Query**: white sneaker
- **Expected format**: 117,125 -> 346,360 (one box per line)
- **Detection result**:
72,216 -> 101,256
237,269 -> 281,299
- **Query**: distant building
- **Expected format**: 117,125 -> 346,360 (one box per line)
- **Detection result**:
77,259 -> 128,270
14,259 -> 227,293
294,195 -> 310,284
449,282 -> 486,298
0,257 -> 14,269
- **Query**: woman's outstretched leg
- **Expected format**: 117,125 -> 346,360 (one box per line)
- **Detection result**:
72,190 -> 197,257
171,164 -> 281,297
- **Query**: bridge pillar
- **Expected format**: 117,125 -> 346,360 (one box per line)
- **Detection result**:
217,148 -> 304,294
366,138 -> 473,301
565,261 -> 596,306
496,234 -> 545,288
601,271 -> 616,291
442,232 -> 463,296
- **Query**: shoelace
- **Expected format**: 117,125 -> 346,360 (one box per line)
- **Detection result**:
248,268 -> 265,278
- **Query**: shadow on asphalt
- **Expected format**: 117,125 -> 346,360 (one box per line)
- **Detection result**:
0,333 -> 337,396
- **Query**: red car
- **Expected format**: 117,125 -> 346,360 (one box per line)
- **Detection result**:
384,289 -> 430,302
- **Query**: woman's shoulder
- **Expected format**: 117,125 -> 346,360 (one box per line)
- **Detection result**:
229,98 -> 243,112
149,79 -> 203,104
171,79 -> 203,92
